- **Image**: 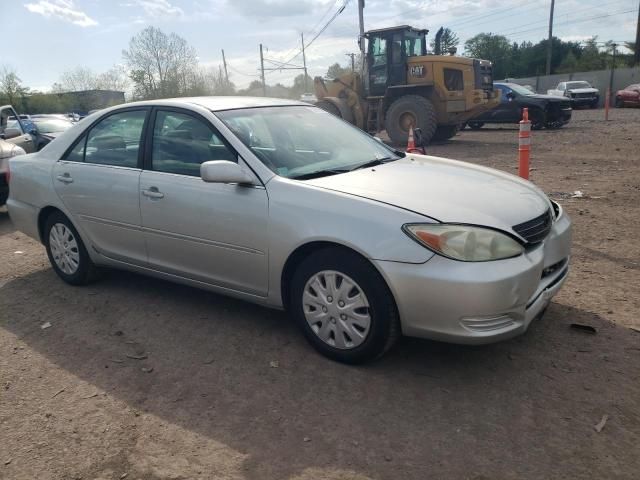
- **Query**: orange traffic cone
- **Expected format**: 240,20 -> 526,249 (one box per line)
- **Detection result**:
406,125 -> 419,153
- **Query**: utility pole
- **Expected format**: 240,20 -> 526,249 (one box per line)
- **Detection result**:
545,0 -> 555,75
346,53 -> 356,72
358,0 -> 365,57
301,33 -> 308,92
259,43 -> 266,96
635,0 -> 640,66
609,43 -> 618,103
221,49 -> 229,83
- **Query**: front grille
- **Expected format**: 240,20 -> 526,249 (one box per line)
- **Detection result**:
513,209 -> 553,244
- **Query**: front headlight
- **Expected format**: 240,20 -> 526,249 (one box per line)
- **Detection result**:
403,224 -> 524,262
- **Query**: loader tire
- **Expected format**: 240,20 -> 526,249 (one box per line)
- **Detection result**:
316,100 -> 342,118
385,95 -> 437,147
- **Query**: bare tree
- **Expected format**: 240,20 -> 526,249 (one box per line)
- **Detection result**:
123,26 -> 198,99
52,67 -> 99,92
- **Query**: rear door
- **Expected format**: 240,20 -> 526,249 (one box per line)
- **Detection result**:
139,108 -> 269,295
53,108 -> 149,266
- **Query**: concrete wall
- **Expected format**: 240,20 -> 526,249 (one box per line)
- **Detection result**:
502,67 -> 640,106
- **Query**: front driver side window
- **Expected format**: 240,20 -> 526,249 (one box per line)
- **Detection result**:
151,110 -> 236,177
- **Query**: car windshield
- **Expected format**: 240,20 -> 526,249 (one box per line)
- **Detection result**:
504,84 -> 535,96
33,118 -> 73,134
216,106 -> 401,179
566,81 -> 591,89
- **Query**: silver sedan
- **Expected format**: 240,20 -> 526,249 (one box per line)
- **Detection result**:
7,97 -> 571,363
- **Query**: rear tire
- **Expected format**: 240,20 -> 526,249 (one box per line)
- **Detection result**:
290,248 -> 400,364
44,211 -> 98,286
385,95 -> 437,146
530,109 -> 546,130
467,122 -> 484,130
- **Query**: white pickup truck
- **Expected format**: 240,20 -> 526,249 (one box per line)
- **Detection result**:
547,81 -> 599,108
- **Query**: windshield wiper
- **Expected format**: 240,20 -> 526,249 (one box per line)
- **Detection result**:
291,169 -> 350,180
349,156 -> 397,171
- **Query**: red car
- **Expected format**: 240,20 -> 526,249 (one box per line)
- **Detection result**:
615,84 -> 640,107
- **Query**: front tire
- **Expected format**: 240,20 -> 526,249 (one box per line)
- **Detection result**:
44,211 -> 98,285
615,97 -> 624,108
290,248 -> 400,364
385,95 -> 437,146
467,122 -> 485,130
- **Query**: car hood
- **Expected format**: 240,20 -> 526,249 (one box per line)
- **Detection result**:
40,131 -> 65,139
567,88 -> 598,94
304,155 -> 551,233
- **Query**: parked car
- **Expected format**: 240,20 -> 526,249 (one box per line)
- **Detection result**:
299,93 -> 317,103
30,115 -> 75,150
615,84 -> 640,107
466,82 -> 572,130
547,81 -> 599,108
7,97 -> 571,363
1,105 -> 36,153
0,139 -> 26,206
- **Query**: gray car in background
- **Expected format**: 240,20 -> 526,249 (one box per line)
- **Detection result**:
7,97 -> 571,363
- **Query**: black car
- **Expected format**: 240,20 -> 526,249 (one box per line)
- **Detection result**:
466,82 -> 572,130
30,115 -> 74,150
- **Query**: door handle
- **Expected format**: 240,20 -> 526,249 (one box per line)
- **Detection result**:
142,187 -> 164,199
56,173 -> 73,184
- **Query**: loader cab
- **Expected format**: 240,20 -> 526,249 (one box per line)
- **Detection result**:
365,26 -> 428,97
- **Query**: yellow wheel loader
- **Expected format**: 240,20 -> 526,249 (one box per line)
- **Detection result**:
314,26 -> 499,146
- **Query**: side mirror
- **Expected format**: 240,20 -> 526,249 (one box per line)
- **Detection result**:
200,160 -> 255,185
506,92 -> 515,101
3,128 -> 21,139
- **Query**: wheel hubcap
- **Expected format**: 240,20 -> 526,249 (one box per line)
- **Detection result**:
302,270 -> 371,350
49,223 -> 80,275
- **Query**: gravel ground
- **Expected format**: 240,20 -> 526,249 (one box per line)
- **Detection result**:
1,108 -> 639,480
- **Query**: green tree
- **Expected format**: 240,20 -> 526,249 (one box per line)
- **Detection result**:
575,37 -> 607,71
326,63 -> 350,79
464,33 -> 512,78
430,28 -> 460,54
0,67 -> 27,106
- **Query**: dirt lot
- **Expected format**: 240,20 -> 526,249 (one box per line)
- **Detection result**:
1,108 -> 639,480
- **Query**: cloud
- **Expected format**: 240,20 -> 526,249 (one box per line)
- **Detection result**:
124,0 -> 184,18
227,0 -> 318,18
24,0 -> 98,27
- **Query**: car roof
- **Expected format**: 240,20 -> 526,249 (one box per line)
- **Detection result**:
125,96 -> 309,112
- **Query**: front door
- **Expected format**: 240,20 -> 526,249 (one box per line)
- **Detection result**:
0,107 -> 35,153
388,33 -> 407,87
368,35 -> 388,96
139,108 -> 269,296
53,108 -> 149,265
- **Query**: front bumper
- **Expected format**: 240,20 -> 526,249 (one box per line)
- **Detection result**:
375,212 -> 572,344
570,96 -> 598,105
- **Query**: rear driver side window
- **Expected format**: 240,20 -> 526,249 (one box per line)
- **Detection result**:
151,110 -> 236,177
64,110 -> 147,166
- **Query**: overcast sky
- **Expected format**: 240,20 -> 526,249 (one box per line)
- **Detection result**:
3,0 -> 638,91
